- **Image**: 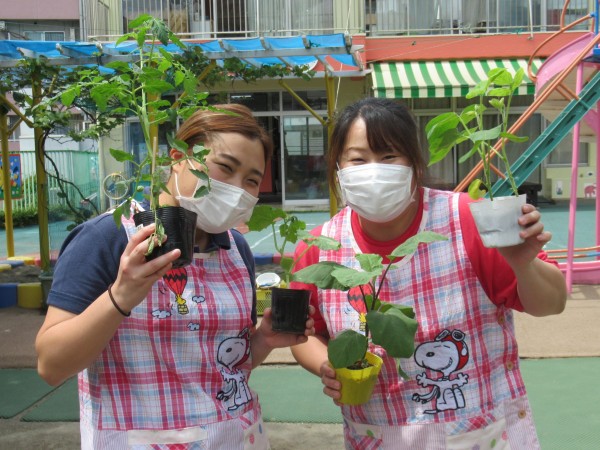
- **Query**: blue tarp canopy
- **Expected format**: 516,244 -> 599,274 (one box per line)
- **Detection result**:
0,34 -> 366,78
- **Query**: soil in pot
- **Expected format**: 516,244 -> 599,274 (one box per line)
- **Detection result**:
270,287 -> 310,334
134,206 -> 197,268
335,351 -> 383,406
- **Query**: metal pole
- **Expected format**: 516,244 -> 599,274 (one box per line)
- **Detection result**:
325,72 -> 337,217
0,110 -> 14,257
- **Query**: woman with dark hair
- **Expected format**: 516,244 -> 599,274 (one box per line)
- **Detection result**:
291,97 -> 565,449
36,104 -> 314,449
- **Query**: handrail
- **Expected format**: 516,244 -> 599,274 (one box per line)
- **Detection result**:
527,13 -> 594,83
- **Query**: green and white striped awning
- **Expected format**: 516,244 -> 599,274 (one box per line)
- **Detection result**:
371,59 -> 543,99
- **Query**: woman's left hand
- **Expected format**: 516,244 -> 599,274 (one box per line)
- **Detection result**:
257,305 -> 316,349
497,203 -> 552,270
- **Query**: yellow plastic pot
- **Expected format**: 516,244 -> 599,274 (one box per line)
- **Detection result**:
335,351 -> 383,406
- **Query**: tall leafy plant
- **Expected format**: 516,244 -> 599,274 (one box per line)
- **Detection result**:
293,231 -> 447,378
59,15 -> 211,247
246,205 -> 341,285
426,67 -> 528,200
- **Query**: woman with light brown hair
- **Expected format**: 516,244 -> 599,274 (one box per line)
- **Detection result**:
36,104 -> 314,449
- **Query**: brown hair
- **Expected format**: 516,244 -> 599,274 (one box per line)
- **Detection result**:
176,103 -> 273,164
327,97 -> 426,200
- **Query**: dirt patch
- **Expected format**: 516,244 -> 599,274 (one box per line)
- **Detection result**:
0,265 -> 43,284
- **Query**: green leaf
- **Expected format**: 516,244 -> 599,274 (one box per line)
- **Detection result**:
297,230 -> 341,251
60,86 -> 80,107
112,206 -> 124,227
457,143 -> 480,164
142,79 -> 174,94
355,253 -> 383,273
129,14 -> 153,29
500,131 -> 529,143
367,308 -> 418,358
332,266 -> 377,289
292,262 -> 353,291
468,179 -> 486,200
167,134 -> 189,153
327,329 -> 368,369
466,79 -> 488,98
487,87 -> 512,97
489,98 -> 505,111
174,70 -> 185,87
109,148 -> 135,162
388,231 -> 447,258
246,204 -> 286,232
470,125 -> 502,143
512,68 -> 525,91
183,76 -> 198,96
379,301 -> 415,319
280,256 -> 294,275
194,185 -> 209,198
425,112 -> 458,136
489,67 -> 512,85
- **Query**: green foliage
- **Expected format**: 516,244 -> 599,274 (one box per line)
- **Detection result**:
246,204 -> 341,284
426,67 -> 528,200
60,15 -> 213,250
293,231 -> 447,378
0,207 -> 38,228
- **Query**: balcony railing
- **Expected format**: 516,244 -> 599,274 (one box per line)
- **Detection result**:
85,0 -> 592,41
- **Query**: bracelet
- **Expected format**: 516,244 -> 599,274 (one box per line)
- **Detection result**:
107,283 -> 131,317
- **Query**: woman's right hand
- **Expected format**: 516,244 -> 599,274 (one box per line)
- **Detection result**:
110,224 -> 181,313
320,361 -> 342,405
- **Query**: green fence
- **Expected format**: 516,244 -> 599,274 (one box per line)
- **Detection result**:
1,149 -> 100,255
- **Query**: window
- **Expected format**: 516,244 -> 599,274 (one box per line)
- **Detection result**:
24,31 -> 65,41
547,134 -> 589,166
8,116 -> 21,141
247,0 -> 333,35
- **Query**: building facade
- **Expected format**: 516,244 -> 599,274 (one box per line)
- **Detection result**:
2,0 -> 594,207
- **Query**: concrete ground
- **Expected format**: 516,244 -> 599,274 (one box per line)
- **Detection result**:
2,283 -> 600,449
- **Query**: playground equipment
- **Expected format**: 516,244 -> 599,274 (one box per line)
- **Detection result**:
456,1 -> 600,291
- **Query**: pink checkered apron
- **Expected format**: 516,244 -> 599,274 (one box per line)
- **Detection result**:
79,211 -> 269,449
318,189 -> 539,450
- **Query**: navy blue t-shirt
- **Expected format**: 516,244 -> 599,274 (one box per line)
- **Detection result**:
47,212 -> 257,324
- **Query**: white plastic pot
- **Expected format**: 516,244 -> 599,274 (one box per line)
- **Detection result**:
468,194 -> 526,248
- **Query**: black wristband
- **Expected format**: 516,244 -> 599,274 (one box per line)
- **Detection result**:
107,283 -> 131,317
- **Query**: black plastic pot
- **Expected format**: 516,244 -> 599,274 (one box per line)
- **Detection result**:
133,206 -> 197,268
270,287 -> 310,334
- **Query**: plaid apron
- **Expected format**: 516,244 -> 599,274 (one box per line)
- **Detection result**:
319,189 -> 539,450
79,211 -> 268,449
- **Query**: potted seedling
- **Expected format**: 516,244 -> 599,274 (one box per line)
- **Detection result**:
426,67 -> 529,248
293,231 -> 447,405
246,205 -> 340,334
60,15 -> 211,267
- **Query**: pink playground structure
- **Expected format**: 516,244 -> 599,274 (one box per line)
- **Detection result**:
532,4 -> 600,290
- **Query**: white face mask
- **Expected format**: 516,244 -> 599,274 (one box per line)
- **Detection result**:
337,163 -> 415,223
175,175 -> 258,234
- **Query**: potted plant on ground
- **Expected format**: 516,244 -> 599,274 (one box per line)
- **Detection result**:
60,15 -> 211,267
246,205 -> 340,334
292,231 -> 447,405
426,67 -> 529,248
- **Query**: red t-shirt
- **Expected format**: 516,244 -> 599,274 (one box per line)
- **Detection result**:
291,191 -> 556,335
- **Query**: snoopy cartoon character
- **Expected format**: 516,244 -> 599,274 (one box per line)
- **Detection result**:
412,329 -> 470,414
216,328 -> 252,410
